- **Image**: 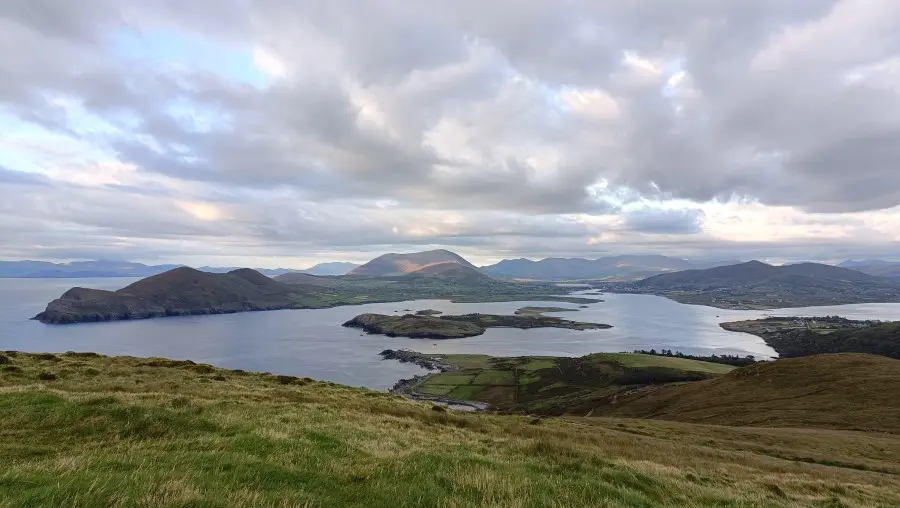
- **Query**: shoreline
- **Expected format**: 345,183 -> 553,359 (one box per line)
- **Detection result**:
380,349 -> 490,411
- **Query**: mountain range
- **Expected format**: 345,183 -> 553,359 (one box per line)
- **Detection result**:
0,260 -> 360,278
480,255 -> 740,281
838,259 -> 900,278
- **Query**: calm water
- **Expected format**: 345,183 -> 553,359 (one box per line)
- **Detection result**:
3,278 -> 900,390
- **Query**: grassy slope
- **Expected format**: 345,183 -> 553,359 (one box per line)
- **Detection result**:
594,353 -> 735,374
1,352 -> 900,507
598,354 -> 900,433
415,353 -> 734,414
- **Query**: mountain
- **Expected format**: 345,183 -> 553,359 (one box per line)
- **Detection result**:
349,249 -> 477,277
34,267 -> 313,324
597,353 -> 900,433
402,262 -> 491,283
301,262 -> 360,276
838,259 -> 900,278
630,260 -> 900,308
481,255 -> 738,281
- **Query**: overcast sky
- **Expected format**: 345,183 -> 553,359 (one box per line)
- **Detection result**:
2,0 -> 899,267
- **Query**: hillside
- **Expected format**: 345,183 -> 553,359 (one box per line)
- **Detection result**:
482,255 -> 736,281
349,249 -> 477,277
1,351 -> 899,506
274,272 -> 343,287
301,261 -> 361,276
629,260 -> 900,308
598,354 -> 900,432
723,318 -> 900,359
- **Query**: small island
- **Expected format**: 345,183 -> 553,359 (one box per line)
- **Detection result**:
414,309 -> 443,316
343,312 -> 611,340
513,306 -> 574,315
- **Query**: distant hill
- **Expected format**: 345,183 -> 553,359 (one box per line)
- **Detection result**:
0,260 -> 182,278
300,262 -> 360,276
481,255 -> 738,281
349,249 -> 478,277
626,260 -> 900,308
838,259 -> 900,278
597,354 -> 900,433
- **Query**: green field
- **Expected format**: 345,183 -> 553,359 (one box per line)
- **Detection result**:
1,351 -> 899,507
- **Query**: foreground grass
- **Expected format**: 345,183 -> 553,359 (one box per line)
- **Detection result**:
1,351 -> 899,507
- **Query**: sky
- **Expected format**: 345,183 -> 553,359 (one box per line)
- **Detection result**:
1,0 -> 899,268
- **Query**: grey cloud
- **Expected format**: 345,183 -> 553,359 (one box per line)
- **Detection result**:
622,208 -> 705,235
0,167 -> 50,186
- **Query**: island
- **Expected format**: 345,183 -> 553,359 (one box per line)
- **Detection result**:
513,306 -> 574,315
721,316 -> 900,359
343,312 -> 611,339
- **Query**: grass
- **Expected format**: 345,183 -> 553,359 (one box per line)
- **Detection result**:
598,354 -> 900,432
1,351 -> 899,506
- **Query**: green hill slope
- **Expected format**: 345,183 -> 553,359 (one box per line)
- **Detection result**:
598,353 -> 900,432
2,351 -> 899,507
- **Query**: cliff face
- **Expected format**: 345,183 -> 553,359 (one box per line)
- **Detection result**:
35,288 -> 167,324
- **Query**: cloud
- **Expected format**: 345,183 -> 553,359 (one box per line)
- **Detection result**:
622,207 -> 705,235
0,0 -> 899,265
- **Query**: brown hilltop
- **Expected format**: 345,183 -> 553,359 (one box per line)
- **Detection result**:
348,249 -> 478,277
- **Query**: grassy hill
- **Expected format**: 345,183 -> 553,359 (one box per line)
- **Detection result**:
722,318 -> 900,359
1,351 -> 899,507
597,354 -> 900,432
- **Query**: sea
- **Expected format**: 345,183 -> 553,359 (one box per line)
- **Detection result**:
2,277 -> 900,390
